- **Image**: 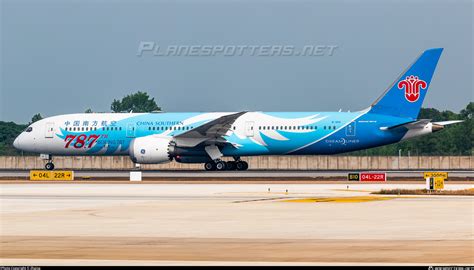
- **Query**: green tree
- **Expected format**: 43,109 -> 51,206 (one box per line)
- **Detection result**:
31,113 -> 43,123
111,91 -> 161,113
459,102 -> 473,155
0,121 -> 27,155
460,102 -> 473,120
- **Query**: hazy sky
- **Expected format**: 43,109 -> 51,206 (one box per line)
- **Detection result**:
1,0 -> 472,123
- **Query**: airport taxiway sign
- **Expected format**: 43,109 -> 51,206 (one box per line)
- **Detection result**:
30,170 -> 74,181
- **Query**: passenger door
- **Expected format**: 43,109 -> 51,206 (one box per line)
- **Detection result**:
45,122 -> 54,138
345,122 -> 356,136
126,123 -> 136,138
245,121 -> 254,137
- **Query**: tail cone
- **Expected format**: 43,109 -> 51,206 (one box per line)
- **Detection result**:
432,124 -> 444,132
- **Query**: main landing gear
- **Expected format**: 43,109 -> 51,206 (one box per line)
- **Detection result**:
203,145 -> 248,171
204,159 -> 248,171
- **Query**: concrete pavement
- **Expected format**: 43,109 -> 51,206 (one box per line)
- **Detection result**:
1,182 -> 472,265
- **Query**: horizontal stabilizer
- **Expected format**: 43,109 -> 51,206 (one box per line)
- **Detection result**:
432,120 -> 464,126
380,119 -> 464,132
380,119 -> 431,130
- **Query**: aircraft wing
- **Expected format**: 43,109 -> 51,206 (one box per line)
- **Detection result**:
173,111 -> 247,147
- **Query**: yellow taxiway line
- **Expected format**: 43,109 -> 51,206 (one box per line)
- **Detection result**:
280,196 -> 395,203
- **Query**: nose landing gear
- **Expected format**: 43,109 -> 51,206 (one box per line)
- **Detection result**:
40,154 -> 55,170
45,162 -> 55,170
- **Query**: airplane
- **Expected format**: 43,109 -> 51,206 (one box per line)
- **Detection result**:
13,48 -> 463,171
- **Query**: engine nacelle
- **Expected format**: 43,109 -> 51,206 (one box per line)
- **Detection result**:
129,136 -> 173,164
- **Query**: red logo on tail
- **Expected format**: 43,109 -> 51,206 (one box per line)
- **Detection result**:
397,75 -> 427,102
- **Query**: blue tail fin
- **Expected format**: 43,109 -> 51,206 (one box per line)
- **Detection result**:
369,48 -> 443,119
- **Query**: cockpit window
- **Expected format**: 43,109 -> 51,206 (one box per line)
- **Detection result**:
25,127 -> 33,132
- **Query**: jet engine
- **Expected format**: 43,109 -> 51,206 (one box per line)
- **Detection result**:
129,136 -> 174,164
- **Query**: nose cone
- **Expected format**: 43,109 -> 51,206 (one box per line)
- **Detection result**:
13,136 -> 21,150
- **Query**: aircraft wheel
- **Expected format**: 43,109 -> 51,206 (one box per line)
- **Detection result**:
215,161 -> 227,171
226,161 -> 237,170
236,161 -> 248,171
204,162 -> 216,171
45,162 -> 55,171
